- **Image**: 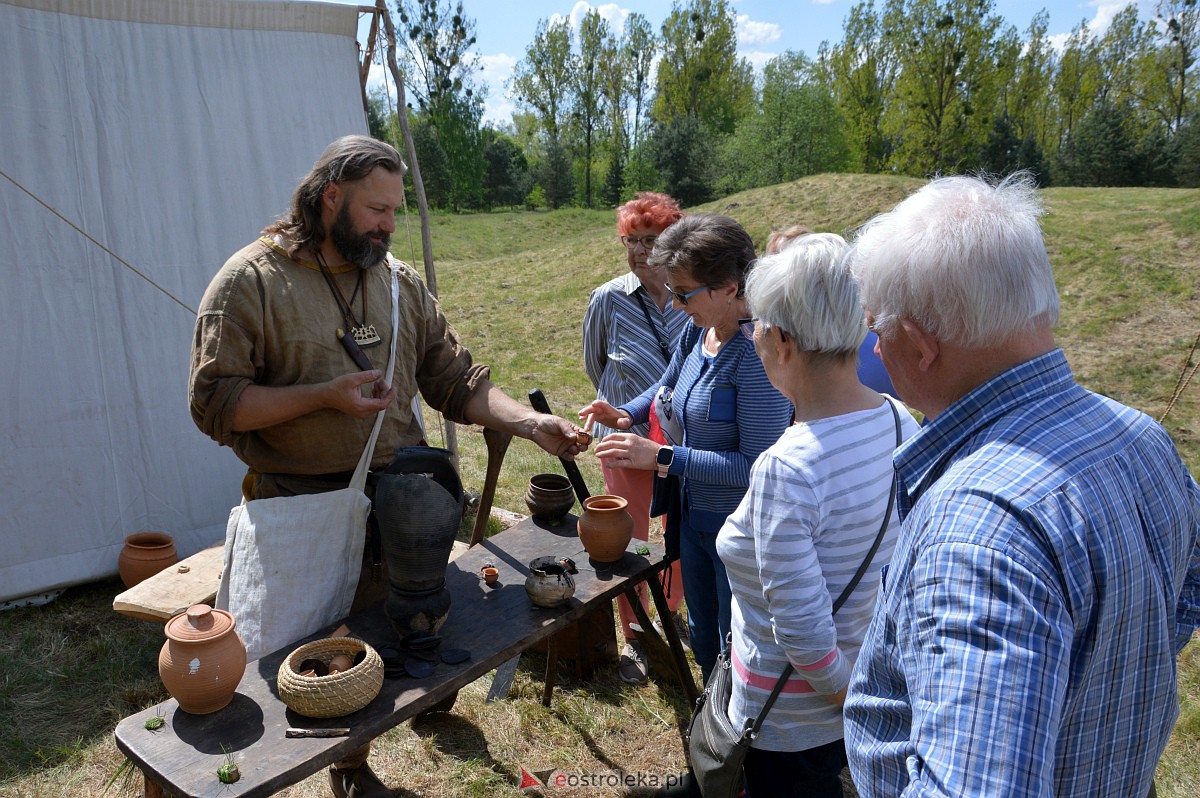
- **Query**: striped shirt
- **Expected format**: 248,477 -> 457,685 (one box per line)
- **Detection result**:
583,272 -> 688,440
620,327 -> 793,532
844,349 -> 1200,797
716,396 -> 920,752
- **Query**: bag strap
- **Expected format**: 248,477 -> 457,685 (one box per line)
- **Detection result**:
634,289 -> 671,362
745,398 -> 904,738
349,263 -> 401,492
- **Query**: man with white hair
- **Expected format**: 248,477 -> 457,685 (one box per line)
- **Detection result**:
842,172 -> 1200,797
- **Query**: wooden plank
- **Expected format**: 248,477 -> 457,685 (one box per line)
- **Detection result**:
114,540 -> 471,624
112,544 -> 224,622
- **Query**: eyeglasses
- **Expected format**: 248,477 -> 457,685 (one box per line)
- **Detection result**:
741,318 -> 789,342
665,283 -> 709,306
620,235 -> 658,250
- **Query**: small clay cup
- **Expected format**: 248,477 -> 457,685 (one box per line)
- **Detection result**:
481,566 -> 500,586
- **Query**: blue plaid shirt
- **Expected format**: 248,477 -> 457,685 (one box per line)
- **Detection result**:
844,349 -> 1200,797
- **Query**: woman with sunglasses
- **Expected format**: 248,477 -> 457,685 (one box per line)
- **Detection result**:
582,192 -> 690,685
581,213 -> 792,683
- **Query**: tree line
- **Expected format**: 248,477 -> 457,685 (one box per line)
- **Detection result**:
370,0 -> 1200,212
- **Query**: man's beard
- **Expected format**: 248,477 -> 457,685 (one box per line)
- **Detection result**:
329,204 -> 389,269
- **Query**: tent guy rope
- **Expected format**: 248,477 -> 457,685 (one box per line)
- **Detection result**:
0,166 -> 196,315
1160,331 -> 1200,424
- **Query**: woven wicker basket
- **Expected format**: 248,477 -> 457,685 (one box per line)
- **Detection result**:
277,637 -> 384,718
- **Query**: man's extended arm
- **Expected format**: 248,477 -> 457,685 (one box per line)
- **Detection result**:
464,379 -> 586,459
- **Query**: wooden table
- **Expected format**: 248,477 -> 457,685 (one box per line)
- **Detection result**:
114,513 -> 696,798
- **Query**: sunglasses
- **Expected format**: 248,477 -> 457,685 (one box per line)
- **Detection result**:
664,283 -> 709,306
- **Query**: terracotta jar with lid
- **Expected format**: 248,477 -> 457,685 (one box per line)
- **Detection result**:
158,604 -> 247,714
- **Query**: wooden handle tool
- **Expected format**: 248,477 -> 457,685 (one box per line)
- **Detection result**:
528,388 -> 591,504
286,728 -> 350,738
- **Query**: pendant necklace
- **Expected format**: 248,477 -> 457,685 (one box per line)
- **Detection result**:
314,250 -> 381,348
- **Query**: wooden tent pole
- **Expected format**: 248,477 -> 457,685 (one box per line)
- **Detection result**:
376,0 -> 457,459
358,6 -> 380,116
377,0 -> 438,296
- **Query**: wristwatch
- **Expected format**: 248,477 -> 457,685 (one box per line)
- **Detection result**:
655,446 -> 674,478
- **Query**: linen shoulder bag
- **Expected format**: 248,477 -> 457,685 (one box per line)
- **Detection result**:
215,263 -> 400,663
687,399 -> 903,798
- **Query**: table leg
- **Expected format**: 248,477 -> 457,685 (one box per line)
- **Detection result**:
645,567 -> 699,705
624,581 -> 689,699
143,769 -> 165,798
542,634 -> 558,707
470,428 -> 512,546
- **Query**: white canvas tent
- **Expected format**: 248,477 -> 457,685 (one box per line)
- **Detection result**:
0,0 -> 370,605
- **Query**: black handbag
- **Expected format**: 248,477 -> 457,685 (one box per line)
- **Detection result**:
686,399 -> 902,798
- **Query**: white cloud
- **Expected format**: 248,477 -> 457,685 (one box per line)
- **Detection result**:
479,52 -> 517,87
1043,1 -> 1156,54
812,0 -> 836,5
1046,32 -> 1071,53
479,53 -> 518,125
742,50 -> 778,73
560,2 -> 630,37
737,14 -> 782,47
1087,1 -> 1135,34
484,95 -> 517,126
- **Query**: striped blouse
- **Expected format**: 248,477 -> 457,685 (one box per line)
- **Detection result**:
716,396 -> 920,752
583,272 -> 688,440
620,328 -> 793,533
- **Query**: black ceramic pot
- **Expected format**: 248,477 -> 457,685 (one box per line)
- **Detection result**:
373,447 -> 464,637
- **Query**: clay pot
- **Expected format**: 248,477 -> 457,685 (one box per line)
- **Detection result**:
481,565 -> 500,586
158,604 -> 246,714
118,531 -> 178,588
524,473 -> 575,523
577,495 -> 634,563
374,447 -> 465,638
524,556 -> 576,608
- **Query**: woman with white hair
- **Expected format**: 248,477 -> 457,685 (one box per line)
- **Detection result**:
714,233 -> 920,797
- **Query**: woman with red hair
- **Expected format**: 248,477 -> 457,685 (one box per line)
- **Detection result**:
583,192 -> 689,684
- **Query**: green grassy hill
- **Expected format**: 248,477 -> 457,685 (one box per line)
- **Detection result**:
419,176 -> 1200,508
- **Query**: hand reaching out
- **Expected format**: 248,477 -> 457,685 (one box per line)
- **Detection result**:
578,399 -> 633,431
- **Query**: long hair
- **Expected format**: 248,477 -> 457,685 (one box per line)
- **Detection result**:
264,135 -> 405,258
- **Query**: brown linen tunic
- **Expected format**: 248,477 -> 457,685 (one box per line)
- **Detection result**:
189,237 -> 488,478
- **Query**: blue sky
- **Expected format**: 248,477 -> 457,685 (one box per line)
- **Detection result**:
334,1 -> 1158,124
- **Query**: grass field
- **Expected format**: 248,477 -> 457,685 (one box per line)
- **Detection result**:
1,174 -> 1197,796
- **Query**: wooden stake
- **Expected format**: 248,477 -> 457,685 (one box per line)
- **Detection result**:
376,0 -> 457,462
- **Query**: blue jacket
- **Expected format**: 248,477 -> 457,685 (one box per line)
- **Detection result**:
621,325 -> 792,532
